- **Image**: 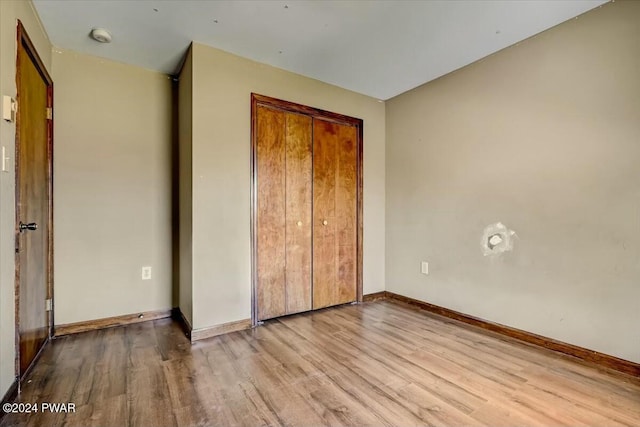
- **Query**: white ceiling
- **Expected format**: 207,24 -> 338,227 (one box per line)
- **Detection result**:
33,0 -> 606,100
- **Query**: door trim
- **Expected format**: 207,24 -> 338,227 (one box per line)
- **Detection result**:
250,93 -> 364,326
14,20 -> 54,381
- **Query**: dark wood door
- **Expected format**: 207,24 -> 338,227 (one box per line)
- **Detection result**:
256,106 -> 312,320
16,23 -> 53,376
312,119 -> 357,309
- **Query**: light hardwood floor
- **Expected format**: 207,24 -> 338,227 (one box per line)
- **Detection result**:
2,300 -> 639,427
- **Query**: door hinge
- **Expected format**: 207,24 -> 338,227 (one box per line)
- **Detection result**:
46,107 -> 53,120
45,298 -> 52,312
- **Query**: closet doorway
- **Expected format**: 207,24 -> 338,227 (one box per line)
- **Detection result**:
251,94 -> 363,323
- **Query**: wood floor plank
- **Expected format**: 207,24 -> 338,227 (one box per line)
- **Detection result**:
2,300 -> 638,427
203,390 -> 280,427
292,375 -> 394,426
470,402 -> 551,427
395,383 -> 485,427
522,367 -> 640,424
66,394 -> 129,427
127,366 -> 177,427
512,382 -> 632,427
240,376 -> 329,427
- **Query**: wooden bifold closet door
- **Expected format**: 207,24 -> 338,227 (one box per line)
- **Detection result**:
312,119 -> 357,309
253,94 -> 362,322
256,106 -> 313,320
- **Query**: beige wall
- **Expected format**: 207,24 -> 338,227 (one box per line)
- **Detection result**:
52,49 -> 173,325
188,43 -> 386,329
0,0 -> 51,399
178,47 -> 193,326
386,1 -> 640,363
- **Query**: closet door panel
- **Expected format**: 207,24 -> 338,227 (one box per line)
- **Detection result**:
256,106 -> 287,320
312,119 -> 338,309
253,94 -> 361,321
335,124 -> 358,304
285,113 -> 313,314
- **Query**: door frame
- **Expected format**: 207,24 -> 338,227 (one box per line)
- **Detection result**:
14,20 -> 54,381
250,93 -> 363,325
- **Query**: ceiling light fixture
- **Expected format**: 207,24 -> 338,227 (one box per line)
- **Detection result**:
90,28 -> 112,43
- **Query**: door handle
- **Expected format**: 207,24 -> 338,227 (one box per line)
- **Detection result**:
19,222 -> 38,232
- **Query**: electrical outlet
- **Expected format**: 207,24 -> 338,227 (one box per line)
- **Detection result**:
421,261 -> 429,275
142,266 -> 152,280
